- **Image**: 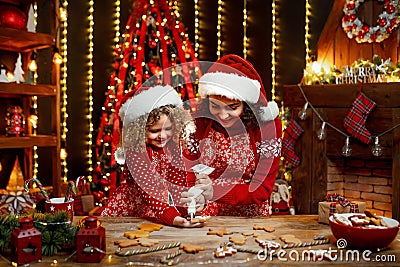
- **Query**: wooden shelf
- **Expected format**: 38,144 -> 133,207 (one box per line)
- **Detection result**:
0,28 -> 54,53
0,82 -> 56,97
0,135 -> 58,148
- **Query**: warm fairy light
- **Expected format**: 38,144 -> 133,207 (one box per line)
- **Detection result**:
60,0 -> 69,182
113,0 -> 121,43
243,0 -> 248,59
305,0 -> 311,64
87,0 -> 94,181
194,0 -> 199,57
216,0 -> 223,59
271,0 -> 278,101
32,3 -> 38,180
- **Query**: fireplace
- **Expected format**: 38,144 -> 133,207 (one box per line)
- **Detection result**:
282,83 -> 400,220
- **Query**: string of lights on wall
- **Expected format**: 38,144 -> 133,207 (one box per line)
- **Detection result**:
113,0 -> 121,44
59,1 -> 68,182
87,0 -> 94,181
304,0 -> 311,64
242,0 -> 248,59
31,2 -> 38,181
296,83 -> 400,157
271,0 -> 278,101
194,0 -> 200,58
216,0 -> 223,59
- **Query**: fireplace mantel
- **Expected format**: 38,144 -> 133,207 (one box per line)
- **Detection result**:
282,83 -> 400,220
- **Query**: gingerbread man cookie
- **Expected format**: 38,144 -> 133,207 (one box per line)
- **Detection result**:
229,234 -> 247,245
207,227 -> 233,237
123,229 -> 150,239
138,223 -> 163,232
180,244 -> 205,253
253,223 -> 275,232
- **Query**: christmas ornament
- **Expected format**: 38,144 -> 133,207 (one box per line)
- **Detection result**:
0,4 -> 28,31
342,137 -> 353,157
10,217 -> 42,265
281,120 -> 304,166
371,136 -> 383,156
342,0 -> 400,43
6,106 -> 25,137
76,216 -> 106,263
13,53 -> 25,83
343,92 -> 376,144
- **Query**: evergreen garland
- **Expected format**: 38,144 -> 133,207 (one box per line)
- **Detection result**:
0,211 -> 80,256
33,211 -> 80,256
0,214 -> 19,252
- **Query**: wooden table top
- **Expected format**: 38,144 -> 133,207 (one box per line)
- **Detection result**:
1,215 -> 399,266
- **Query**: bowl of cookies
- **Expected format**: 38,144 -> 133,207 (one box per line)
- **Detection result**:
329,211 -> 399,249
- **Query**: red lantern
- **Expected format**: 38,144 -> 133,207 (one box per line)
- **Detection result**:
0,4 -> 27,31
10,217 -> 42,265
76,216 -> 106,263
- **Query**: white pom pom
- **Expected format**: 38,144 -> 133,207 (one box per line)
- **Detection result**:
260,101 -> 279,121
114,147 -> 125,165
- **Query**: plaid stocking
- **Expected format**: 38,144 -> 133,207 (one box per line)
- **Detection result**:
282,120 -> 304,166
343,92 -> 376,144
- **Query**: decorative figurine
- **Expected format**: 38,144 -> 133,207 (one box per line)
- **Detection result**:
76,216 -> 106,263
10,217 -> 42,265
6,106 -> 25,137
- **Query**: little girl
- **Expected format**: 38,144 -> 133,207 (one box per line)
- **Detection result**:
101,85 -> 204,227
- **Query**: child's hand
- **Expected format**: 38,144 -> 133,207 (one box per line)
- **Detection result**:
173,216 -> 204,228
194,174 -> 213,201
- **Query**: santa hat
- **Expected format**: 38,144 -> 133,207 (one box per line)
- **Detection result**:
114,85 -> 183,164
199,54 -> 279,121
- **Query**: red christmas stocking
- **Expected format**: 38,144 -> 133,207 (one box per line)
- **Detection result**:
343,92 -> 376,144
282,120 -> 304,167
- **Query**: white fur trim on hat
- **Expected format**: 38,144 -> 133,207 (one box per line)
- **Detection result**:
260,101 -> 280,121
199,72 -> 260,103
114,147 -> 126,165
119,85 -> 183,126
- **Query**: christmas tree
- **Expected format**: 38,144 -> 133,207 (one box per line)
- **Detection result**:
92,0 -> 199,206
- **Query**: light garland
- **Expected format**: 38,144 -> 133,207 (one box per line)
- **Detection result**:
271,0 -> 278,101
216,0 -> 223,59
87,0 -> 94,181
243,0 -> 248,59
304,0 -> 311,64
296,83 -> 400,157
60,0 -> 68,182
31,2 -> 38,180
194,0 -> 200,58
342,0 -> 400,43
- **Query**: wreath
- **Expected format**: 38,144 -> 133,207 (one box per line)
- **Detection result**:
342,0 -> 399,43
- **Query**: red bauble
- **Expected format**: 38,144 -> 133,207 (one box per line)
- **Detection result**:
370,33 -> 377,42
361,25 -> 369,32
148,39 -> 157,49
390,18 -> 397,26
100,178 -> 110,187
0,5 -> 27,31
378,18 -> 387,27
347,3 -> 355,10
386,4 -> 395,13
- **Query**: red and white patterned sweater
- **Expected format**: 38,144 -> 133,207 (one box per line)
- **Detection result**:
183,117 -> 282,216
101,142 -> 193,225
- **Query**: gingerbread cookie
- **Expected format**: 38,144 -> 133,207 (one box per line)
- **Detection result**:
214,246 -> 237,258
123,229 -> 150,239
280,234 -> 301,244
253,223 -> 275,232
180,244 -> 205,253
114,239 -> 140,248
254,232 -> 277,243
137,238 -> 159,247
241,230 -> 257,236
229,234 -> 246,245
190,215 -> 211,223
207,227 -> 233,237
138,223 -> 163,232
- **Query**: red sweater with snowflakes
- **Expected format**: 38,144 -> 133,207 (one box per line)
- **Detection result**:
184,117 -> 282,210
101,142 -> 192,226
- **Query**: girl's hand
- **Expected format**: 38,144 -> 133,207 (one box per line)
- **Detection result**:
172,216 -> 204,228
194,174 -> 213,201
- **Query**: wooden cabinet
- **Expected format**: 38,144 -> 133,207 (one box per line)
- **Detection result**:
0,11 -> 61,195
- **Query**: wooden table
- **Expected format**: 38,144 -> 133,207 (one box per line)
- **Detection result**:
1,215 -> 399,266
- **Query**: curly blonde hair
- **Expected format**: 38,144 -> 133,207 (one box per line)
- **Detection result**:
122,105 -> 194,153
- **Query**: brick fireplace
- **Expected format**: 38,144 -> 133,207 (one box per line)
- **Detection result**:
327,158 -> 392,217
282,83 -> 400,220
